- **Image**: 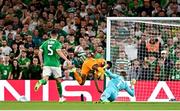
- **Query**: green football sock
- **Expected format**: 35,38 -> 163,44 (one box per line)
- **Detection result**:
56,82 -> 63,98
39,79 -> 47,85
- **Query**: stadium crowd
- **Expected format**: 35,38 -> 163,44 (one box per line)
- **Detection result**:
111,22 -> 180,81
0,0 -> 179,80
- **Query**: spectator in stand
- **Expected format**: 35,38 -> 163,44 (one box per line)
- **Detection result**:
13,34 -> 23,46
170,60 -> 180,80
62,70 -> 73,80
173,31 -> 180,44
10,43 -> 19,59
74,38 -> 88,54
124,37 -> 138,61
128,59 -> 141,80
7,32 -> 14,46
167,38 -> 175,54
67,35 -> 78,50
17,50 -> 30,80
115,50 -> 130,74
32,47 -> 39,58
139,0 -> 154,16
94,45 -> 104,59
137,34 -> 147,62
155,50 -> 173,81
27,46 -> 34,61
0,40 -> 12,56
151,2 -> 162,16
140,53 -> 157,80
146,35 -> 161,58
134,23 -> 143,39
154,57 -> 163,80
0,55 -> 12,80
166,2 -> 180,16
29,57 -> 42,80
10,59 -> 22,80
32,29 -> 42,47
170,45 -> 180,64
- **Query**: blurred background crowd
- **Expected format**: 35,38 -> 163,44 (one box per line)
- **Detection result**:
0,0 -> 179,80
111,21 -> 180,81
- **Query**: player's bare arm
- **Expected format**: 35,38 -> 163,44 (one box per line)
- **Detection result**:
56,49 -> 71,65
94,74 -> 103,93
38,49 -> 43,67
92,64 -> 103,93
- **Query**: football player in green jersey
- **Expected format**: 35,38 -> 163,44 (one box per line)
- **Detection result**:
34,30 -> 71,102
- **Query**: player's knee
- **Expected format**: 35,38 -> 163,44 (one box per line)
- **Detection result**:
80,81 -> 85,85
80,75 -> 86,85
43,76 -> 49,81
55,78 -> 62,83
80,83 -> 84,85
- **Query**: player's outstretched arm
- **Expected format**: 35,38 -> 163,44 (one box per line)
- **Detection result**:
124,81 -> 135,97
38,49 -> 43,66
94,74 -> 103,93
125,87 -> 135,97
92,64 -> 103,93
57,49 -> 71,65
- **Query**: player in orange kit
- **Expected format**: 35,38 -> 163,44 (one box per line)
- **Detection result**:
71,47 -> 111,93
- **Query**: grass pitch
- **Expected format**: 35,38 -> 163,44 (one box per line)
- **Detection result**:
0,102 -> 180,110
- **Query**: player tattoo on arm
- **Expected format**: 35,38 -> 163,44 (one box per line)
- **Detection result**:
38,49 -> 43,67
57,49 -> 71,65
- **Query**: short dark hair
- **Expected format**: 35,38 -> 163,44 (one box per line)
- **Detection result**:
21,50 -> 27,53
106,61 -> 112,69
84,47 -> 90,50
67,48 -> 74,53
120,71 -> 127,77
51,30 -> 57,35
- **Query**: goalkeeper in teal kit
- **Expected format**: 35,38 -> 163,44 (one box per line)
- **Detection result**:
100,69 -> 136,102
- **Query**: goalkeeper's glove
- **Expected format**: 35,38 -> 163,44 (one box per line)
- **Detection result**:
130,79 -> 136,89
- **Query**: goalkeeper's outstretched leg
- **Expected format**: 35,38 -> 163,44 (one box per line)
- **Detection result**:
100,86 -> 118,102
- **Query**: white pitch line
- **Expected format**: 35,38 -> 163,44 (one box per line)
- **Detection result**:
2,110 -> 180,111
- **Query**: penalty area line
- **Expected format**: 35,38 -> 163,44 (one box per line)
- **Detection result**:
2,110 -> 180,111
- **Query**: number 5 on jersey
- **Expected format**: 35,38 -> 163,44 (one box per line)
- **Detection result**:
48,45 -> 53,55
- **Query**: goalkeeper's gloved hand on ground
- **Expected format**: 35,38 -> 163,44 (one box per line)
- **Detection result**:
130,79 -> 136,89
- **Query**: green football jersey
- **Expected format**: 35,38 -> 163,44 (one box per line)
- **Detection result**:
0,64 -> 12,80
40,38 -> 62,67
18,58 -> 31,69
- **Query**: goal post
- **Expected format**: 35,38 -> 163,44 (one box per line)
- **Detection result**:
106,17 -> 180,102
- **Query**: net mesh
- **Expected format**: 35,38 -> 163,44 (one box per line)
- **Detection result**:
107,18 -> 180,101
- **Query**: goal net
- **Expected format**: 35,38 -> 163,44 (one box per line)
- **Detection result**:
106,17 -> 180,102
